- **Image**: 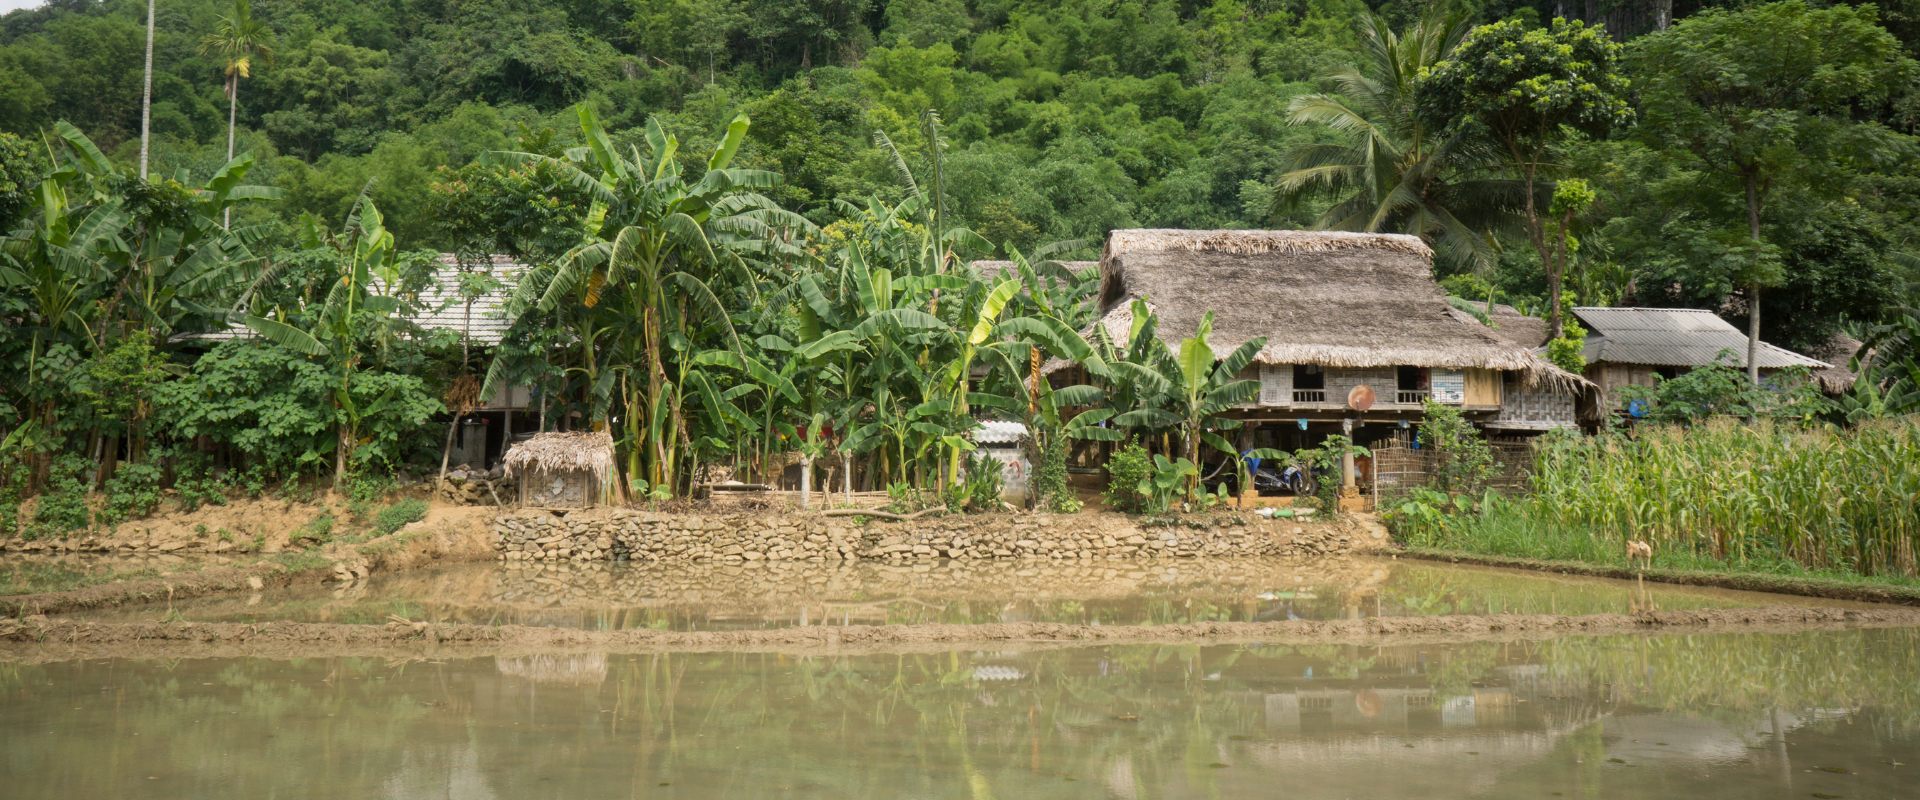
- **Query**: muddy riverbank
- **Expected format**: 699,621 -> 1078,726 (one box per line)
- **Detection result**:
1401,546 -> 1920,606
6,605 -> 1918,662
0,507 -> 497,615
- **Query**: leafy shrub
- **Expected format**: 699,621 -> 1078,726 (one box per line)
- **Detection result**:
154,340 -> 442,477
962,450 -> 1005,512
1025,433 -> 1081,513
100,463 -> 163,526
372,499 -> 429,537
28,455 -> 93,538
0,468 -> 24,537
292,512 -> 335,546
1140,454 -> 1199,514
347,472 -> 397,504
1104,439 -> 1152,513
884,481 -> 924,514
1419,400 -> 1495,493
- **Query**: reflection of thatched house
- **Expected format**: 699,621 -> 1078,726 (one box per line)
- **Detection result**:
495,653 -> 608,685
1046,230 -> 1590,441
1570,307 -> 1829,411
503,431 -> 614,509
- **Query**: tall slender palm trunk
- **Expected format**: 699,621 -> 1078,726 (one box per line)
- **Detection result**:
224,81 -> 237,229
138,0 -> 155,178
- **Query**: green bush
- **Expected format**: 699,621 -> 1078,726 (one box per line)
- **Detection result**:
100,463 -> 163,526
372,498 -> 429,537
1025,433 -> 1081,513
1103,439 -> 1152,513
28,455 -> 92,538
292,512 -> 335,546
962,450 -> 1004,512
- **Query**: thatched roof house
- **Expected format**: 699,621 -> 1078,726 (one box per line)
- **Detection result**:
1481,304 -> 1550,349
1807,333 -> 1865,394
1069,230 -> 1577,380
1036,229 -> 1589,434
504,431 -> 615,508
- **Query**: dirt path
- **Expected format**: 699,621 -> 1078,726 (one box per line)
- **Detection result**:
1400,547 -> 1920,606
3,605 -> 1916,662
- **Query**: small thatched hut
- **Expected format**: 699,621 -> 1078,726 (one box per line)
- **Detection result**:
504,431 -> 615,509
1045,230 -> 1588,437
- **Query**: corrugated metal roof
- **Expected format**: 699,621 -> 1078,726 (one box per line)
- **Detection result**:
972,420 -> 1028,444
173,253 -> 524,346
1571,307 -> 1828,369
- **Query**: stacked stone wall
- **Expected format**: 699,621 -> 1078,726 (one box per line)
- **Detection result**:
492,510 -> 1387,563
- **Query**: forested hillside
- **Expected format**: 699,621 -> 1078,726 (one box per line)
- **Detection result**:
3,0 -> 1911,347
3,0 -> 1920,521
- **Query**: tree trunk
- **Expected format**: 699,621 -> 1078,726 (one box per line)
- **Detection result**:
334,420 -> 350,490
224,80 -> 237,229
138,0 -> 155,178
1746,171 -> 1764,384
799,455 -> 813,508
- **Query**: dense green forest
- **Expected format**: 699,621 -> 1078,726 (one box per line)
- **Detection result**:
2,0 -> 1919,539
3,0 -> 1915,330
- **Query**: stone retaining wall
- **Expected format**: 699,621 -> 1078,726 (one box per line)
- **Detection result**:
492,509 -> 1388,563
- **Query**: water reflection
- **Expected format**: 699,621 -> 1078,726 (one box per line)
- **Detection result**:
67,556 -> 1869,631
3,628 -> 1916,799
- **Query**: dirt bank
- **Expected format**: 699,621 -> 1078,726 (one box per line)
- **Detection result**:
3,605 -> 1916,662
0,505 -> 497,615
1400,547 -> 1920,606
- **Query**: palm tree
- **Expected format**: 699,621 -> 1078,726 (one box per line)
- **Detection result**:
1268,3 -> 1521,273
200,0 -> 274,229
138,0 -> 155,178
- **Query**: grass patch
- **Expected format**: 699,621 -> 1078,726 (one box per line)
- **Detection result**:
371,499 -> 429,537
0,563 -> 163,595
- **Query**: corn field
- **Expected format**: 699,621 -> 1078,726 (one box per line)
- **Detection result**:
1528,419 -> 1920,577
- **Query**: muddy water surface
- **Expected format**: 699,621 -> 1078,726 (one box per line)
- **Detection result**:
69,556 -> 1872,630
5,627 -> 1917,799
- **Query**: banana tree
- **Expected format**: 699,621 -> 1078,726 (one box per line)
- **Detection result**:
486,104 -> 812,496
1105,310 -> 1271,500
242,192 -> 411,485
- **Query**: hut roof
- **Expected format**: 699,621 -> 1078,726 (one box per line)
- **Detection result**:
503,431 -> 615,482
1056,229 -> 1584,388
968,260 -> 1097,283
1569,307 -> 1829,370
1481,304 -> 1550,349
1807,333 -> 1865,394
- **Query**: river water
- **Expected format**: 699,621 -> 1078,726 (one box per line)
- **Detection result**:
67,556 -> 1871,630
4,627 -> 1917,799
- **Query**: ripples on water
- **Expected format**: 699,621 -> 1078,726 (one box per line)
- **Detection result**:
4,628 -> 1918,799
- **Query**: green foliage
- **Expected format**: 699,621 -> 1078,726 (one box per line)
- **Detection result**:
1419,400 -> 1495,494
1103,439 -> 1153,514
28,455 -> 92,538
1026,433 -> 1080,513
1423,419 -> 1920,580
99,463 -> 163,527
1616,355 -> 1830,424
958,450 -> 1005,512
1542,314 -> 1588,374
292,512 -> 335,546
1291,435 -> 1370,514
371,498 -> 430,537
1138,454 -> 1200,515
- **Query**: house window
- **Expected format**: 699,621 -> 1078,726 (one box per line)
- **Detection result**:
1292,364 -> 1326,403
1396,366 -> 1429,405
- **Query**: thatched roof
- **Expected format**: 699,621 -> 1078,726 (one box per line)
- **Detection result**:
1056,229 -> 1585,388
969,260 -> 1097,283
1807,333 -> 1865,394
1481,304 -> 1550,349
503,431 -> 615,481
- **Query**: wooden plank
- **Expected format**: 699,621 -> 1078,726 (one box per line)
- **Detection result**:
1464,368 -> 1502,406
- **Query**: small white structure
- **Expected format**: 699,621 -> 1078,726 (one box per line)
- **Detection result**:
973,420 -> 1031,506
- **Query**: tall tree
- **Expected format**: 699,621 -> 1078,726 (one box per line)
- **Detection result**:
199,0 -> 275,229
1628,0 -> 1918,381
1269,3 -> 1522,274
138,0 -> 155,178
1416,17 -> 1632,340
